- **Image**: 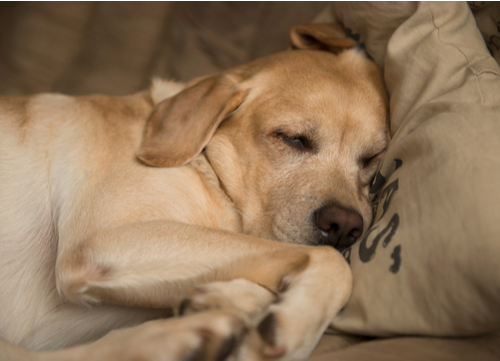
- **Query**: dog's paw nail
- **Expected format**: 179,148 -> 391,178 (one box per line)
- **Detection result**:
179,299 -> 192,315
216,335 -> 237,361
257,312 -> 277,346
183,345 -> 204,361
262,345 -> 286,359
180,297 -> 212,315
197,328 -> 214,341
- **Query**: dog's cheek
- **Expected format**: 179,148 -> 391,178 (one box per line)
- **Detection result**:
268,195 -> 319,245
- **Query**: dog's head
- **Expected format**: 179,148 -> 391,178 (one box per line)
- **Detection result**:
137,24 -> 389,249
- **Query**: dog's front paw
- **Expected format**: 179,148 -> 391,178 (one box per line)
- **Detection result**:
90,310 -> 248,361
182,310 -> 248,361
180,279 -> 277,326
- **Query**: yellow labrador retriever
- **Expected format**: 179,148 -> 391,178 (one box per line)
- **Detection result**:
0,24 -> 389,361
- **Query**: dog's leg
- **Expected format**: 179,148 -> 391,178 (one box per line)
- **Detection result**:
2,311 -> 249,361
180,261 -> 351,361
56,220 -> 352,360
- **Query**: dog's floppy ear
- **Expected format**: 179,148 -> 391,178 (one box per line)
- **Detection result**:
290,23 -> 356,54
137,74 -> 247,167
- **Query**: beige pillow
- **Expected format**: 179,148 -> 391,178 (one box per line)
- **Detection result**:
329,2 -> 500,337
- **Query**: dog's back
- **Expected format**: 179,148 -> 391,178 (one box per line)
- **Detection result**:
0,93 -> 164,349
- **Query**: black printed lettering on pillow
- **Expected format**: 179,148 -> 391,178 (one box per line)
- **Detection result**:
359,212 -> 399,263
345,27 -> 374,61
342,159 -> 402,274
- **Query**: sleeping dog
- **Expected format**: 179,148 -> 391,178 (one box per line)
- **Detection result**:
0,24 -> 389,361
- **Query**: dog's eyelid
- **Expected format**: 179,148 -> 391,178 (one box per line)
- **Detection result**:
273,131 -> 314,152
360,148 -> 386,168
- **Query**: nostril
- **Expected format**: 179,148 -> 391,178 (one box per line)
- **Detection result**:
345,213 -> 363,245
314,204 -> 363,248
326,222 -> 339,234
346,227 -> 362,245
315,209 -> 337,234
348,226 -> 362,240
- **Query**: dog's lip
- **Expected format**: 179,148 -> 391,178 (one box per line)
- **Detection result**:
315,232 -> 340,249
315,231 -> 359,250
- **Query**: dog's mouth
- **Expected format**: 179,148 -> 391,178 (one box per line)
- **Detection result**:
315,230 -> 360,250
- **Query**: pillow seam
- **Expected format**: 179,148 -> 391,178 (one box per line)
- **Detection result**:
428,3 -> 487,104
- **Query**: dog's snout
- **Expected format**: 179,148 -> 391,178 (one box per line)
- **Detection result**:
314,204 -> 363,249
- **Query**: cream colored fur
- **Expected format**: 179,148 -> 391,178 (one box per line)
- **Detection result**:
0,37 -> 388,361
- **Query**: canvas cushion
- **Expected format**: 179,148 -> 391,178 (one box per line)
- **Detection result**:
328,1 -> 500,337
308,331 -> 500,361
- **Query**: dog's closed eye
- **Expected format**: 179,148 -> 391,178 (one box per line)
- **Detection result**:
274,131 -> 314,152
361,154 -> 379,168
360,150 -> 386,168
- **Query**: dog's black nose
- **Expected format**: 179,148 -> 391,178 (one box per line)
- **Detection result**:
314,204 -> 363,249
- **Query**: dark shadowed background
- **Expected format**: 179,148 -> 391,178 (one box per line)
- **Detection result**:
0,2 -> 328,96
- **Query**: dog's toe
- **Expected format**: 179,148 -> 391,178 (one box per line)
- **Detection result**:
189,311 -> 248,361
180,279 -> 277,326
